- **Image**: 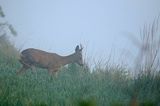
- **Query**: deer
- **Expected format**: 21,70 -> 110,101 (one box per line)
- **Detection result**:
17,45 -> 83,76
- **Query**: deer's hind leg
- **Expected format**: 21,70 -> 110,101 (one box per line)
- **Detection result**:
16,65 -> 29,75
17,60 -> 31,75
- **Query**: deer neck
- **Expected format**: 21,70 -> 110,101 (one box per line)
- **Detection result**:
61,53 -> 77,65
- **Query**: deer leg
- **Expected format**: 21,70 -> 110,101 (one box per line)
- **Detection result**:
16,65 -> 29,75
48,68 -> 58,77
30,66 -> 36,74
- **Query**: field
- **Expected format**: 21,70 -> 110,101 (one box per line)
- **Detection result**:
0,17 -> 160,106
0,43 -> 160,106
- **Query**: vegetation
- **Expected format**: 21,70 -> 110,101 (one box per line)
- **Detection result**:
0,39 -> 160,106
0,6 -> 160,106
1,46 -> 160,106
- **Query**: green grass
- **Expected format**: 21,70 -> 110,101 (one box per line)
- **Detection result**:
0,55 -> 127,106
0,38 -> 160,106
0,56 -> 160,106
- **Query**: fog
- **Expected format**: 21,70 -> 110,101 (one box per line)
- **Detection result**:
1,0 -> 160,66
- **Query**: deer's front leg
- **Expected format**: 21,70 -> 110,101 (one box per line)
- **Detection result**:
48,68 -> 59,77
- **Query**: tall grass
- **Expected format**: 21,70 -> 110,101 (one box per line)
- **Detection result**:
0,44 -> 159,106
128,15 -> 160,106
0,16 -> 160,105
0,59 -> 131,106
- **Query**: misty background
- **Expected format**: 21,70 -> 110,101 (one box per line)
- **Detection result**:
1,0 -> 160,67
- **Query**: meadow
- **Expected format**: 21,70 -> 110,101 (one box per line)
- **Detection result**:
0,9 -> 160,105
0,35 -> 160,106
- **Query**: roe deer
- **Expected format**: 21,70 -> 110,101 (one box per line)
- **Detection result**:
17,45 -> 83,76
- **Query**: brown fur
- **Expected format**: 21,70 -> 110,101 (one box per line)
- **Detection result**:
17,45 -> 83,76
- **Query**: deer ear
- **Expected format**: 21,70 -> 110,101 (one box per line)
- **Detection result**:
75,45 -> 79,52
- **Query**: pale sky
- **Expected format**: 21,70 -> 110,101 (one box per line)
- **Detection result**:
1,0 -> 160,66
